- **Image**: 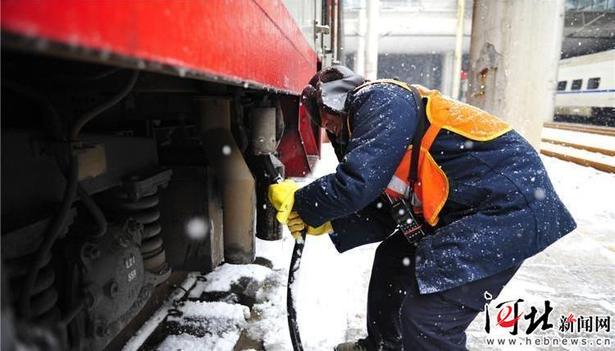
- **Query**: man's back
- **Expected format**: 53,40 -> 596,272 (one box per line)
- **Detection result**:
319,81 -> 576,293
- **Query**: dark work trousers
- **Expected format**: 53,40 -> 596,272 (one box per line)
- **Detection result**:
366,233 -> 521,351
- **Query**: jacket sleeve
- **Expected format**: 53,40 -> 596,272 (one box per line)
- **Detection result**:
328,199 -> 397,252
293,84 -> 418,227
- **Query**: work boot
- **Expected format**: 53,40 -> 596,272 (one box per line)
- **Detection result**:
334,338 -> 370,351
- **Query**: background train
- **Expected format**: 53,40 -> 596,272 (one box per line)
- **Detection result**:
0,1 -> 342,350
555,49 -> 615,126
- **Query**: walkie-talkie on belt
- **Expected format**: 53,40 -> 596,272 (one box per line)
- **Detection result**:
390,198 -> 425,244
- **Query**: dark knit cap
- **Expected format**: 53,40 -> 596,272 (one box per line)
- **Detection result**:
301,65 -> 365,125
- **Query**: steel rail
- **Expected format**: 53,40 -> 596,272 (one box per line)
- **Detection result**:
541,138 -> 615,156
543,122 -> 615,137
540,149 -> 615,173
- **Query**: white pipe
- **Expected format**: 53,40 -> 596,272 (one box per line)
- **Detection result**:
441,51 -> 455,97
452,0 -> 465,100
364,0 -> 379,80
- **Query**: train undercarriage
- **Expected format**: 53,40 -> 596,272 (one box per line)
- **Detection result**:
0,49 -> 312,350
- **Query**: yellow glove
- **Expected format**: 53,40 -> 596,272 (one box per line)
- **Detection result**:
268,179 -> 299,224
287,211 -> 332,240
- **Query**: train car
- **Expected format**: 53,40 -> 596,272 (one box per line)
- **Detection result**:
555,49 -> 615,126
0,1 -> 342,349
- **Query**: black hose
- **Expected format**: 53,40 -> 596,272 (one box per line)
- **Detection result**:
54,160 -> 107,240
77,186 -> 107,238
67,72 -> 137,234
19,154 -> 79,318
287,231 -> 306,351
70,70 -> 139,140
19,69 -> 137,317
264,156 -> 305,351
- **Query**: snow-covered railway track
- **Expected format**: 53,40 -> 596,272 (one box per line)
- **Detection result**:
118,250 -> 289,351
541,123 -> 615,173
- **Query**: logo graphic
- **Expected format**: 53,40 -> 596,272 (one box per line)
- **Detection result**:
482,292 -> 613,348
483,292 -> 553,335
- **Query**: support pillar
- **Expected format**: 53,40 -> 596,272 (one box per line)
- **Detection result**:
468,0 -> 565,148
199,98 -> 255,264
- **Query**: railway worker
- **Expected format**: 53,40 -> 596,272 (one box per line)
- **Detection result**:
268,65 -> 576,351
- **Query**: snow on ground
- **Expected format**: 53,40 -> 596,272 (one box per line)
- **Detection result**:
130,137 -> 615,350
542,127 -> 615,151
465,155 -> 615,350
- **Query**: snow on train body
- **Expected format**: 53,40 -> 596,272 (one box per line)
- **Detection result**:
555,49 -> 615,125
0,1 -> 342,349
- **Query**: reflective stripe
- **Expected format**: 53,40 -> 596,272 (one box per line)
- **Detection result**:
387,175 -> 409,197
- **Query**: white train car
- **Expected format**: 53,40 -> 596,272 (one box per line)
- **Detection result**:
555,49 -> 615,125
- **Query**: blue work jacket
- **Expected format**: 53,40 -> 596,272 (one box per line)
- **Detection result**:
293,82 -> 577,294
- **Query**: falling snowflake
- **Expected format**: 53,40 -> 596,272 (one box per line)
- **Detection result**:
222,145 -> 232,156
185,217 -> 210,240
534,187 -> 546,201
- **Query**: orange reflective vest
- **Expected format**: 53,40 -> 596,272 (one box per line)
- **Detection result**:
355,80 -> 512,226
